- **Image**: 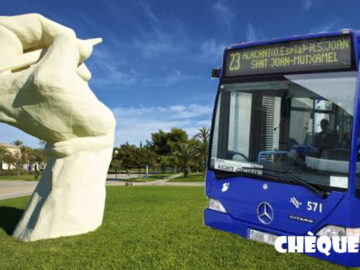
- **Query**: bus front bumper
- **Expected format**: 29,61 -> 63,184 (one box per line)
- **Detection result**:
204,208 -> 360,267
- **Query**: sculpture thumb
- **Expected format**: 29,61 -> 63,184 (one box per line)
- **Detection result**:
77,37 -> 103,63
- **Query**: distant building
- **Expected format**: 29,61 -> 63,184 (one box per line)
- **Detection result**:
0,142 -> 21,170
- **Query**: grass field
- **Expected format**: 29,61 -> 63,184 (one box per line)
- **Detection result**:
0,174 -> 38,181
0,186 -> 348,270
168,173 -> 204,182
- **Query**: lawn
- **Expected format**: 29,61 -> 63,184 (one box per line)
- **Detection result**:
168,173 -> 204,182
0,186 -> 348,270
0,174 -> 38,181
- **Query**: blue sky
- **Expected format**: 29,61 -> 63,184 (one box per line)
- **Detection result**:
1,0 -> 360,147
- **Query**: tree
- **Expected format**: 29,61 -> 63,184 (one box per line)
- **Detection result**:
12,140 -> 23,146
113,143 -> 157,177
167,128 -> 188,151
194,127 -> 210,147
115,143 -> 138,174
136,146 -> 157,177
147,128 -> 190,172
194,127 -> 210,175
3,152 -> 16,170
0,145 -> 9,171
13,151 -> 23,175
148,130 -> 171,155
19,146 -> 32,172
173,142 -> 197,177
111,148 -> 122,172
28,148 -> 47,166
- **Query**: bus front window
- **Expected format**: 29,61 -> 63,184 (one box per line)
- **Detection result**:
211,71 -> 358,190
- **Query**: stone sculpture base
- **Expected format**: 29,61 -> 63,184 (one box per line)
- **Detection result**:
13,135 -> 113,242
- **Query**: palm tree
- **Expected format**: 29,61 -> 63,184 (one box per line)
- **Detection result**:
0,145 -> 9,171
194,142 -> 208,176
12,140 -> 23,146
173,143 -> 197,177
3,152 -> 15,170
194,127 -> 210,146
20,146 -> 32,172
194,127 -> 210,175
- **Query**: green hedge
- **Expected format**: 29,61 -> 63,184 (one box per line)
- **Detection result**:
0,170 -> 33,176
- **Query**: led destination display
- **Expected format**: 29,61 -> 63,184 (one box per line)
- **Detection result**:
225,35 -> 353,76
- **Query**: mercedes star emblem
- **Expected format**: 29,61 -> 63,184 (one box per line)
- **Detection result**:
257,202 -> 274,225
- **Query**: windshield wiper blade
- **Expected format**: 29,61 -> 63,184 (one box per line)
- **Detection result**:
240,167 -> 326,198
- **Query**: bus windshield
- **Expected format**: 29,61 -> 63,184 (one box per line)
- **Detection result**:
210,71 -> 358,190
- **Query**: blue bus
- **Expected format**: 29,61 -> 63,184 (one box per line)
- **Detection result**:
204,30 -> 360,267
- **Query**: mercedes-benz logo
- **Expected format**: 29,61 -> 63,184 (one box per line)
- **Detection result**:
257,202 -> 274,225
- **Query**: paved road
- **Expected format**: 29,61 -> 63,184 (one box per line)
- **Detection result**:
0,181 -> 38,200
0,174 -> 204,200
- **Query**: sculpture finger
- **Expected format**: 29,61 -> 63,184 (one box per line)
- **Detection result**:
77,38 -> 102,63
77,63 -> 91,81
33,34 -> 80,85
0,25 -> 23,65
0,13 -> 75,51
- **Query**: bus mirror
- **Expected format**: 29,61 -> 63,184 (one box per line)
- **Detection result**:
211,68 -> 221,78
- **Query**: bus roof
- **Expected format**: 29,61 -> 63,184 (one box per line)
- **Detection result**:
222,30 -> 360,75
229,30 -> 360,50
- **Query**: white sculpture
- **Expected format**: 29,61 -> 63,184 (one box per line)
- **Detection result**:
0,14 -> 116,241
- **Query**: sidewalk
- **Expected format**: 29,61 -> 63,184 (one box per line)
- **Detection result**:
0,181 -> 38,200
107,173 -> 204,187
0,174 -> 204,200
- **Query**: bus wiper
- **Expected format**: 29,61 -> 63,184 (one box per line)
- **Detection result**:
240,167 -> 326,198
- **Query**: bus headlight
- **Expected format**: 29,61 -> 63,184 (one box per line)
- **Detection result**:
317,226 -> 360,240
317,225 -> 360,240
208,198 -> 227,213
317,225 -> 346,238
345,228 -> 360,238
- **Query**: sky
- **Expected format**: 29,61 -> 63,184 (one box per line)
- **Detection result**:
1,0 -> 360,147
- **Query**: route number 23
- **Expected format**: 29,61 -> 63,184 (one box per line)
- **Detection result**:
307,201 -> 323,213
229,52 -> 241,71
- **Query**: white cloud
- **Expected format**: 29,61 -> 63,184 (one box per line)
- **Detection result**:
139,0 -> 161,25
302,0 -> 314,10
199,38 -> 226,62
156,70 -> 195,86
245,22 -> 262,42
212,1 -> 234,17
89,46 -> 196,87
88,44 -> 138,87
112,104 -> 212,145
131,24 -> 186,58
126,5 -> 189,59
309,19 -> 342,34
196,119 -> 212,126
212,1 -> 235,34
300,0 -> 323,11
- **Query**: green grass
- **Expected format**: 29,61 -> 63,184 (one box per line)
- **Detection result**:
0,186 -> 349,270
168,173 -> 204,182
0,174 -> 38,181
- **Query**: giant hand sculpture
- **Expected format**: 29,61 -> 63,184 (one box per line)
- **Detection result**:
0,14 -> 116,241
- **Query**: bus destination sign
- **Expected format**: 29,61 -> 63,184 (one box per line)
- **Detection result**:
225,35 -> 353,77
